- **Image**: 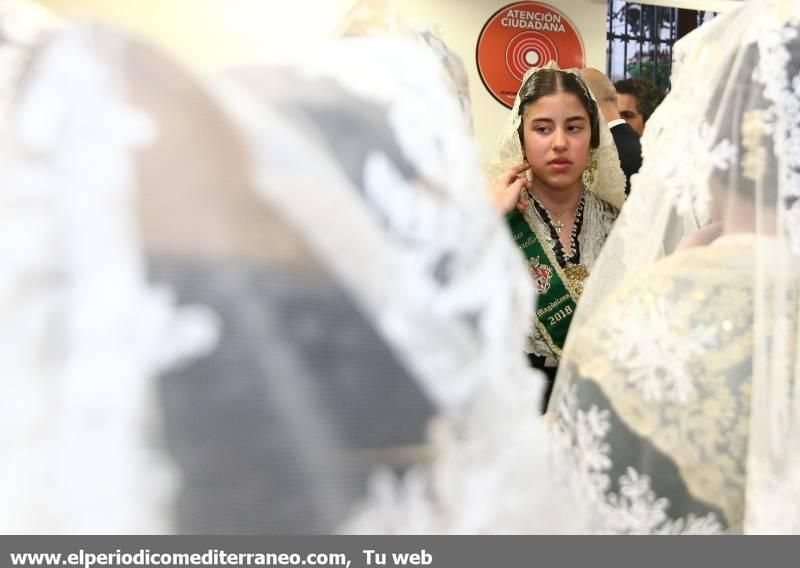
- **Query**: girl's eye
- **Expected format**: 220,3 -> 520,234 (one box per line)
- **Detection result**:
534,127 -> 551,134
568,125 -> 584,133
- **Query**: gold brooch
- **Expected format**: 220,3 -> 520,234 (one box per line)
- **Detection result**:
563,263 -> 589,296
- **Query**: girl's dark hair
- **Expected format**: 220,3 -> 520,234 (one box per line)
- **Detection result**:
516,69 -> 600,150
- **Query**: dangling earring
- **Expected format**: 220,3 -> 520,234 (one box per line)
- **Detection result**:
582,148 -> 598,190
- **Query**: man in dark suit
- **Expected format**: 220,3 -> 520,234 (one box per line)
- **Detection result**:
581,68 -> 642,195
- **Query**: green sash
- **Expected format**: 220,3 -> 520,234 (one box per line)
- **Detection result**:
507,209 -> 582,357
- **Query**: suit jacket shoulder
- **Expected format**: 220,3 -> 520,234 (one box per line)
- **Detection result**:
610,122 -> 642,194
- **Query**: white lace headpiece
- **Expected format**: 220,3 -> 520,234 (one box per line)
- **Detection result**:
486,60 -> 626,210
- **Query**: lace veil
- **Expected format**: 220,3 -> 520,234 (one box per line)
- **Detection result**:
334,0 -> 473,134
551,0 -> 800,533
485,63 -> 627,211
0,0 -> 59,117
0,18 -> 594,533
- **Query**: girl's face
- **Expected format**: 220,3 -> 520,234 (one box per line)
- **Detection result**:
521,91 -> 591,194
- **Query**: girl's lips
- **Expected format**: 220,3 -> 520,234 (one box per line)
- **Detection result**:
548,160 -> 572,171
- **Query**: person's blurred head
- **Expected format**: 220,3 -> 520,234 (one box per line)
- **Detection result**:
579,67 -> 619,123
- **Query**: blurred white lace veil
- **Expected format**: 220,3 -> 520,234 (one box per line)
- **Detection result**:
0,0 -> 59,117
0,8 -> 596,533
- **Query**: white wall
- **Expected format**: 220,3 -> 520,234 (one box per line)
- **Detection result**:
36,1 -> 355,67
36,0 -> 608,163
401,1 -> 608,163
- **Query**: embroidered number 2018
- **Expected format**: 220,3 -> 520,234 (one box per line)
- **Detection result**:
548,304 -> 573,326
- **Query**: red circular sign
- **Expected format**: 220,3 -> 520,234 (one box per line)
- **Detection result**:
477,2 -> 586,108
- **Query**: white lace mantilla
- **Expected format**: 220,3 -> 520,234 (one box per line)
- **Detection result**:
1,26 -> 221,533
0,1 -> 59,118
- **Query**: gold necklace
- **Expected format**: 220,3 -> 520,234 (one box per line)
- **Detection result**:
540,203 -> 568,233
550,212 -> 565,233
527,191 -> 574,234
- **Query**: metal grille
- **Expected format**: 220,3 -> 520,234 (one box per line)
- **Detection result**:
606,1 -> 716,90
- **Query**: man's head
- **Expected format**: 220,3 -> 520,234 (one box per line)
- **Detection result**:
614,77 -> 666,136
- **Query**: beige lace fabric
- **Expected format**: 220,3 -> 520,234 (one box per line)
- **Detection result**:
551,0 -> 800,533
